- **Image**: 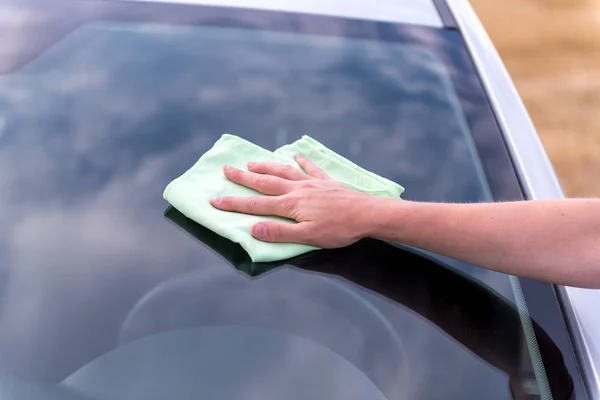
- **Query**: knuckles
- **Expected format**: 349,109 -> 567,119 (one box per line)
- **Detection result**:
298,181 -> 318,190
269,223 -> 284,238
254,175 -> 272,189
245,197 -> 261,209
279,195 -> 297,214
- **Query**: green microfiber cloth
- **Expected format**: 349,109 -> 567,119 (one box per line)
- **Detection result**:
163,134 -> 404,262
164,206 -> 308,276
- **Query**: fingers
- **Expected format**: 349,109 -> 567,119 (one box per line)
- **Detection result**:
248,161 -> 311,181
210,196 -> 287,217
295,154 -> 330,180
223,165 -> 293,195
251,221 -> 309,244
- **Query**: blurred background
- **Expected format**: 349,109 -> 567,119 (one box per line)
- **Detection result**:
472,0 -> 600,198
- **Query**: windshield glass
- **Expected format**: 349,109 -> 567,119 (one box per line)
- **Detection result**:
0,1 -> 571,399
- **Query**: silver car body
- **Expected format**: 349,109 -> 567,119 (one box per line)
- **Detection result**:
445,2 -> 600,399
120,0 -> 600,397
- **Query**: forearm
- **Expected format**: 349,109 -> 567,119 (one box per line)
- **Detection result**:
367,198 -> 600,288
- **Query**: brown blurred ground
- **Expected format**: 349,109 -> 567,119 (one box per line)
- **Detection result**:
471,0 -> 600,197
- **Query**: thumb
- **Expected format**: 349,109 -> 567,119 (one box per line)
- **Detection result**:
251,221 -> 307,243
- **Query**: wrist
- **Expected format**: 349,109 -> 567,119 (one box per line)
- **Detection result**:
360,196 -> 410,241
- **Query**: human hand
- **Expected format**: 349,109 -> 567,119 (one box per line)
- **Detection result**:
210,155 -> 378,248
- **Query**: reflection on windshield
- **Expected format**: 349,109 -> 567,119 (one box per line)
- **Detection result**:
65,326 -> 388,400
1,20 -> 491,202
165,208 -> 574,399
0,3 -> 560,399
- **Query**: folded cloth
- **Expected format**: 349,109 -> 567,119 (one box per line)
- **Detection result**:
164,206 -> 309,276
163,134 -> 404,262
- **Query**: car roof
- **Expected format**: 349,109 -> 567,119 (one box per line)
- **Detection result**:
118,0 -> 445,27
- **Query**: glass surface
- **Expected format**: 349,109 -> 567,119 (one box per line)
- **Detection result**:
0,2 -> 572,399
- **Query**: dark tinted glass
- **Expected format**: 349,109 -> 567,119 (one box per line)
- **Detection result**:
0,1 -> 572,399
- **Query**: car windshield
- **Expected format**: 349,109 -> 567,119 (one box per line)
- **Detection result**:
0,1 -> 572,399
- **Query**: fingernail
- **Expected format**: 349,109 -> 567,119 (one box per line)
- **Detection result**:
253,223 -> 268,239
211,197 -> 222,205
223,165 -> 232,172
295,154 -> 305,160
247,161 -> 256,169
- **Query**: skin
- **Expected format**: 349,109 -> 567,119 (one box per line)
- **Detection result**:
210,154 -> 600,288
